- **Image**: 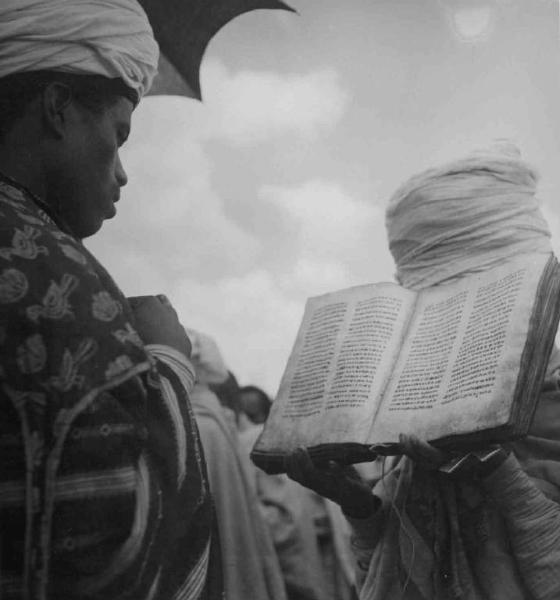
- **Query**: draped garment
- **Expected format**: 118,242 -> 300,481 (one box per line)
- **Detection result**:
190,384 -> 287,600
350,366 -> 560,600
0,175 -> 222,600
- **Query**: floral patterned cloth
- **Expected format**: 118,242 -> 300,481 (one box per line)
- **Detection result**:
0,175 -> 223,600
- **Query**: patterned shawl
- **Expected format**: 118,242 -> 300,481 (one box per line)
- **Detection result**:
0,174 -> 221,599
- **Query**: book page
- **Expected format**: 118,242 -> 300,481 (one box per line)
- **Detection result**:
369,254 -> 549,444
255,282 -> 416,453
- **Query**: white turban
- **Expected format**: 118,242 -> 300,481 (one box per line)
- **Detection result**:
0,0 -> 159,98
385,142 -> 553,290
187,329 -> 230,386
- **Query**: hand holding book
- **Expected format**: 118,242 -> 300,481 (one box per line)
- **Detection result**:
398,434 -> 510,477
285,437 -> 512,519
285,448 -> 379,519
252,254 -> 560,474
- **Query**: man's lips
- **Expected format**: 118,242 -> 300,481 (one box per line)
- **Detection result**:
106,196 -> 119,219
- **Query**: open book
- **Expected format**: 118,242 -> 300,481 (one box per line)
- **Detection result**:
252,254 -> 560,474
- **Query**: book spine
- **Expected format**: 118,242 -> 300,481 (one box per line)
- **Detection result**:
364,291 -> 420,439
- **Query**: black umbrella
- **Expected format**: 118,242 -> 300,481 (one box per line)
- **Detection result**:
138,0 -> 295,99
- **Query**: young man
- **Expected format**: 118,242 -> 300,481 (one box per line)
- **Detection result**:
0,2 -> 222,598
286,144 -> 560,600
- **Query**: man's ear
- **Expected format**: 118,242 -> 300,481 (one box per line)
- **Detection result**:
41,82 -> 73,139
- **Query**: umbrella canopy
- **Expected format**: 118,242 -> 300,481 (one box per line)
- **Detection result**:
139,0 -> 295,99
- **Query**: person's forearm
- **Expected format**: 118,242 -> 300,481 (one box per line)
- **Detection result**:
481,453 -> 560,600
345,500 -> 384,591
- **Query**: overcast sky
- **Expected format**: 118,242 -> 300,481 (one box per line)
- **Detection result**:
87,0 -> 560,394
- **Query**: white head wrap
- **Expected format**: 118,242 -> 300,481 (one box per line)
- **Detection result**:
385,142 -> 553,290
0,0 -> 159,98
187,329 -> 229,386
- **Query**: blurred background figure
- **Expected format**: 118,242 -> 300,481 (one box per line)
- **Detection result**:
210,370 -> 241,418
237,387 -> 357,600
188,329 -> 287,600
238,385 -> 272,425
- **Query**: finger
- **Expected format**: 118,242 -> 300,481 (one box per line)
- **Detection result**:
157,294 -> 172,307
298,448 -> 323,481
285,448 -> 313,484
127,295 -> 154,309
399,434 -> 445,467
289,449 -> 336,493
402,434 -> 440,461
157,294 -> 179,319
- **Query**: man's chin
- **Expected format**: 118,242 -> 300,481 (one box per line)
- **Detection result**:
81,213 -> 111,239
106,202 -> 117,219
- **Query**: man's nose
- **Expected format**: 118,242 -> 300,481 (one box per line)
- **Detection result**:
116,154 -> 128,187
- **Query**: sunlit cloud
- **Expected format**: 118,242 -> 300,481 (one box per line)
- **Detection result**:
289,258 -> 355,294
172,270 -> 303,394
85,0 -> 558,395
87,98 -> 260,285
440,1 -> 496,43
452,7 -> 494,41
201,60 -> 350,145
261,180 -> 378,252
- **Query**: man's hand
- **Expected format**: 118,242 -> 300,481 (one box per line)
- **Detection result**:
284,448 -> 379,519
127,295 -> 192,358
398,434 -> 510,477
398,434 -> 447,470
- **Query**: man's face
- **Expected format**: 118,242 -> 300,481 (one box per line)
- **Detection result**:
51,96 -> 133,239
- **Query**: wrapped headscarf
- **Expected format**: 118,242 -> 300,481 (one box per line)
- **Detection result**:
187,329 -> 230,386
386,142 -> 553,290
0,0 -> 159,98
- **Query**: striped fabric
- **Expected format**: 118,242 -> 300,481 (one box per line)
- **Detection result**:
349,382 -> 560,600
0,175 -> 223,600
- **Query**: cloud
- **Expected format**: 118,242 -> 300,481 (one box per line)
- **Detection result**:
261,180 -> 377,251
201,60 -> 350,145
88,97 -> 260,283
85,93 -> 396,392
289,258 -> 355,294
259,179 -> 394,284
171,270 -> 303,395
449,6 -> 495,42
85,86 -> 355,391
